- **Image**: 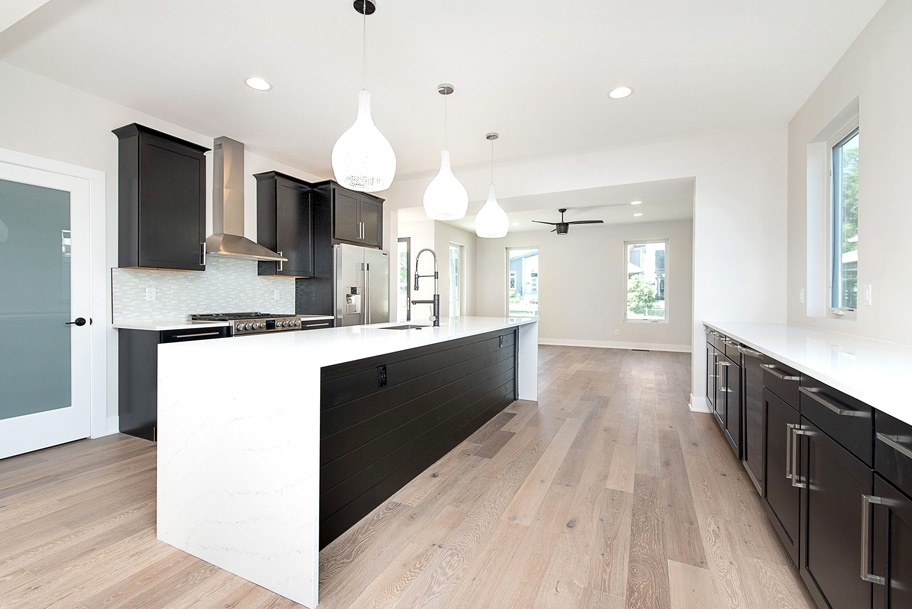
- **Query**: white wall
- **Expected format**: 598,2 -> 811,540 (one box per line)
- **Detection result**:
384,127 -> 789,408
787,0 -> 912,344
475,219 -> 693,351
0,61 -> 327,426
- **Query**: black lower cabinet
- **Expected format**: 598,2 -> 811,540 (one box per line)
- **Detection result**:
118,326 -> 229,440
763,388 -> 801,564
318,329 -> 517,548
741,347 -> 765,492
798,419 -> 873,609
872,475 -> 912,609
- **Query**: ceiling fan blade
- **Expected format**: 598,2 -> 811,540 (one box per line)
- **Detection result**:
565,220 -> 604,225
550,228 -> 557,232
532,220 -> 558,225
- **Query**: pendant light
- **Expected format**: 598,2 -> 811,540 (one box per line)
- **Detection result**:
423,83 -> 468,220
331,0 -> 396,193
474,133 -> 509,238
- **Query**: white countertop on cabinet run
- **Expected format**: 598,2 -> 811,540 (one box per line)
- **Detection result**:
155,317 -> 538,608
704,322 -> 912,423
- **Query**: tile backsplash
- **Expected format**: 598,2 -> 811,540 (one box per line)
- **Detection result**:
111,257 -> 296,323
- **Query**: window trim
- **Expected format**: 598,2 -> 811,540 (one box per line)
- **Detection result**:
826,117 -> 859,320
624,239 -> 669,324
505,247 -> 540,318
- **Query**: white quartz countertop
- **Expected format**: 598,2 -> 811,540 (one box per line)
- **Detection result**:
112,320 -> 230,331
704,322 -> 912,423
161,316 -> 538,368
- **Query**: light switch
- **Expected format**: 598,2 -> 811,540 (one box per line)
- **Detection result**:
864,284 -> 873,306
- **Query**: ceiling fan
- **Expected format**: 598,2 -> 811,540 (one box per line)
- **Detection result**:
532,208 -> 604,235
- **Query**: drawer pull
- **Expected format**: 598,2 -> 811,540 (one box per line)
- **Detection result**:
762,364 -> 800,381
790,425 -> 812,488
860,494 -> 887,585
876,432 -> 912,461
799,387 -> 865,417
737,345 -> 763,358
305,322 -> 330,328
172,331 -> 222,340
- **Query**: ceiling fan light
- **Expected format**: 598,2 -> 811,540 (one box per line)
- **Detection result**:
475,184 -> 509,238
424,150 -> 468,220
332,90 -> 396,193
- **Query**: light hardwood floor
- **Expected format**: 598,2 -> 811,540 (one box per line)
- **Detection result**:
0,347 -> 817,608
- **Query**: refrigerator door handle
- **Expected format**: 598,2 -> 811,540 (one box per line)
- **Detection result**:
364,261 -> 371,324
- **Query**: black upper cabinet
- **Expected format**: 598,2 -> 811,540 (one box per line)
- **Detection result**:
312,181 -> 384,248
255,172 -> 314,278
114,123 -> 209,270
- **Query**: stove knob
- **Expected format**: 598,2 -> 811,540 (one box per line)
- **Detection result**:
294,320 -> 301,327
276,321 -> 284,328
260,322 -> 267,329
236,323 -> 243,332
244,323 -> 252,330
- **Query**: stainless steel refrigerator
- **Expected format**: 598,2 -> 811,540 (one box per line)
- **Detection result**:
333,244 -> 390,327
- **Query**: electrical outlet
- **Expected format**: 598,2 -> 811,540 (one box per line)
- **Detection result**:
273,289 -> 281,301
145,287 -> 156,302
799,288 -> 805,305
614,329 -> 620,336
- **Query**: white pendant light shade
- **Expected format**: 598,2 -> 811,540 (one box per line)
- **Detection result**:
332,90 -> 396,193
423,150 -> 468,220
475,184 -> 509,238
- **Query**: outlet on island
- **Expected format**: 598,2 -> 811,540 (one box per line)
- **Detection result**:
145,287 -> 156,302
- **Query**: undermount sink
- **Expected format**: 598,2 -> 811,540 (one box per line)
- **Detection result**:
380,324 -> 430,330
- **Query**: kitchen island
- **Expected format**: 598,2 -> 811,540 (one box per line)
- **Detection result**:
156,316 -> 538,608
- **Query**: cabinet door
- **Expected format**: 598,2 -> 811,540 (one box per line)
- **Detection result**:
799,419 -> 873,609
138,136 -> 205,270
276,181 -> 314,277
742,351 -> 765,491
724,358 -> 741,457
714,352 -> 728,429
705,343 -> 716,411
873,475 -> 912,609
333,187 -> 361,243
763,388 -> 800,564
359,196 -> 383,248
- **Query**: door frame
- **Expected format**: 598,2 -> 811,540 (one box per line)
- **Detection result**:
0,146 -> 107,442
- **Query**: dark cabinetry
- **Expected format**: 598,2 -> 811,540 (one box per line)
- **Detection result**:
118,326 -> 229,441
255,172 -> 314,277
705,328 -> 741,458
740,344 -> 765,491
319,329 -> 516,548
763,387 -> 801,563
114,123 -> 208,270
313,181 -> 383,248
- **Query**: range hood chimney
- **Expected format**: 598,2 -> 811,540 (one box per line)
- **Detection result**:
205,136 -> 287,262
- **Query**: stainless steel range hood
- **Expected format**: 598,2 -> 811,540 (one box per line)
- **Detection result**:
205,136 -> 287,262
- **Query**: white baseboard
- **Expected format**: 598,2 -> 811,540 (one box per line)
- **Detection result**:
538,338 -> 692,353
689,394 -> 711,413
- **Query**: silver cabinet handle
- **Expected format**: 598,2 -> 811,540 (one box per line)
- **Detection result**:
860,494 -> 886,585
172,331 -> 222,340
790,426 -> 812,488
799,387 -> 864,417
200,242 -> 206,266
717,360 -> 731,367
786,423 -> 796,480
876,432 -> 912,461
304,322 -> 330,328
738,345 -> 763,358
762,364 -> 800,381
277,251 -> 283,273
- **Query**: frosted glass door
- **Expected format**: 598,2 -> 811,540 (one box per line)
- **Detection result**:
0,164 -> 91,459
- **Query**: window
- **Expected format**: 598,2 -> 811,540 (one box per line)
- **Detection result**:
830,125 -> 859,315
449,243 -> 463,318
397,237 -> 410,322
625,240 -> 667,322
507,248 -> 539,317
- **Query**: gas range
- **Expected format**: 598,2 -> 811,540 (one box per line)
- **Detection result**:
190,312 -> 304,336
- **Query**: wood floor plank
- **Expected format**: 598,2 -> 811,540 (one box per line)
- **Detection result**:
472,429 -> 515,459
605,443 -> 637,493
667,559 -> 719,609
626,473 -> 671,609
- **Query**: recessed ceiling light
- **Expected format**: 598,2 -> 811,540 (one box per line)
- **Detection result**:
630,200 -> 642,205
608,86 -> 634,99
245,77 -> 272,91
633,212 -> 643,217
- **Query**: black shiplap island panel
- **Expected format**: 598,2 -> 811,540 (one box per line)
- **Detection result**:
318,329 -> 517,548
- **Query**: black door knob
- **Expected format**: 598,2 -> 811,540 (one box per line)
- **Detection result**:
66,317 -> 87,326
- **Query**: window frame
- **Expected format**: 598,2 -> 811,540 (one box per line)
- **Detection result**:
448,242 -> 464,318
826,117 -> 859,320
505,247 -> 540,318
624,239 -> 668,324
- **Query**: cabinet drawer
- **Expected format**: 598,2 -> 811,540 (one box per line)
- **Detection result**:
301,319 -> 334,330
875,410 -> 912,498
762,358 -> 801,406
722,337 -> 743,363
800,378 -> 873,466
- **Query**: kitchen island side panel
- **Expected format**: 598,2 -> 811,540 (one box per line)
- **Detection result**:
319,329 -> 517,548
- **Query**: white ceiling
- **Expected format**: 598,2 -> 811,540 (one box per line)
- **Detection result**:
0,0 -> 885,186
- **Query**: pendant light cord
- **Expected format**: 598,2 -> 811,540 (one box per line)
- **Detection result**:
362,2 -> 367,90
490,137 -> 494,184
443,93 -> 448,150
